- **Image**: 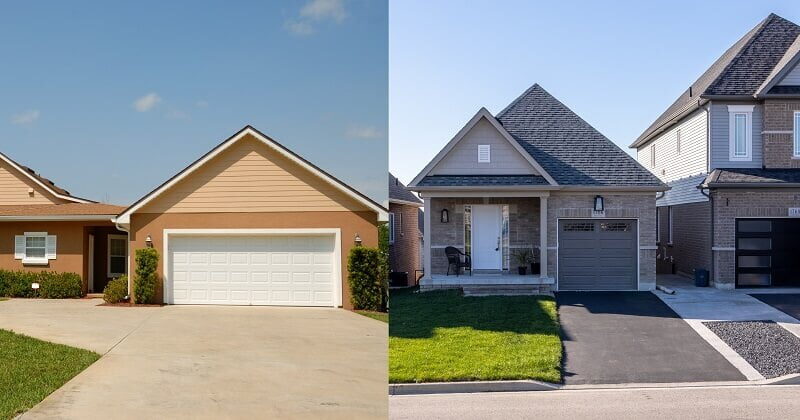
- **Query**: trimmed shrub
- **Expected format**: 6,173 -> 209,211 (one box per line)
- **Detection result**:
347,246 -> 385,311
103,275 -> 128,304
38,272 -> 82,298
134,248 -> 159,304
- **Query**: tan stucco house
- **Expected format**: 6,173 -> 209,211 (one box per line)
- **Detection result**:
0,126 -> 385,309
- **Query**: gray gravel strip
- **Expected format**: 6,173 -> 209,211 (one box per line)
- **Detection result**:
703,321 -> 800,379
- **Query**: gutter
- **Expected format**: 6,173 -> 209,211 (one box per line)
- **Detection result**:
0,215 -> 119,221
111,217 -> 132,298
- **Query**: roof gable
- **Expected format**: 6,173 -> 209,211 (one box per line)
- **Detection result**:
0,152 -> 92,204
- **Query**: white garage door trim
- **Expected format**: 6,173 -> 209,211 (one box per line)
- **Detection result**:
163,228 -> 342,307
555,218 -> 639,291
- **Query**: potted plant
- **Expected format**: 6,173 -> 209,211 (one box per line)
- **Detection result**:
530,248 -> 541,275
512,249 -> 533,275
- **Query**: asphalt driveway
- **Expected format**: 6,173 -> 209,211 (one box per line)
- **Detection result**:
0,299 -> 386,419
556,292 -> 745,385
750,294 -> 800,321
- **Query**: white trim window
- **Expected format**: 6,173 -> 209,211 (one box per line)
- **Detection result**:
15,232 -> 56,265
794,111 -> 800,158
728,105 -> 754,161
477,144 -> 491,163
676,129 -> 681,154
388,212 -> 395,244
107,234 -> 128,278
667,206 -> 673,245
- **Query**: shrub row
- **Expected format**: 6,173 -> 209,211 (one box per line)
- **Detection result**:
0,270 -> 83,298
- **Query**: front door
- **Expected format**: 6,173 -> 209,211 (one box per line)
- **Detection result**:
471,205 -> 502,270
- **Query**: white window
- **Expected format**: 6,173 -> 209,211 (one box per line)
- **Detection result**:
667,207 -> 673,244
676,129 -> 681,154
651,144 -> 656,167
477,144 -> 491,163
388,212 -> 395,244
728,105 -> 754,161
108,234 -> 128,277
794,111 -> 800,158
14,232 -> 56,265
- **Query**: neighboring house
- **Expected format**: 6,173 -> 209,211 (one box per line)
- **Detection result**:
1,126 -> 385,308
388,173 -> 423,285
632,13 -> 800,289
409,84 -> 666,292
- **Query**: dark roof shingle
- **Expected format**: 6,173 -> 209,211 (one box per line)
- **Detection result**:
389,173 -> 422,203
704,168 -> 800,186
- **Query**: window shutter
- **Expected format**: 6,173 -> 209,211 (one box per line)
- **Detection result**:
14,236 -> 25,259
478,145 -> 491,163
46,235 -> 57,259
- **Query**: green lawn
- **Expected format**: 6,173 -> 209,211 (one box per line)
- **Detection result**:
389,289 -> 562,383
355,310 -> 388,323
0,330 -> 100,419
0,298 -> 8,301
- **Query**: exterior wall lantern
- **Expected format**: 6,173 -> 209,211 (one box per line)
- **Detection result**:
594,195 -> 605,212
354,233 -> 362,246
145,235 -> 153,248
441,208 -> 449,223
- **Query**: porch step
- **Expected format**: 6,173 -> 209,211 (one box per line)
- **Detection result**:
86,293 -> 104,299
462,285 -> 551,297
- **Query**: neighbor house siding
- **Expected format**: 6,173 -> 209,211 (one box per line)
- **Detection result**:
762,99 -> 800,168
140,134 -> 366,213
429,117 -> 537,176
388,202 -> 421,284
709,101 -> 763,168
0,160 -> 67,205
777,62 -> 800,85
636,109 -> 708,183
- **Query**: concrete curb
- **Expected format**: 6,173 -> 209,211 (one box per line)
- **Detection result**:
763,373 -> 800,385
389,380 -> 560,395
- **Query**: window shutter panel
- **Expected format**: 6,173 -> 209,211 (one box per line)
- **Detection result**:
14,236 -> 25,259
46,235 -> 57,259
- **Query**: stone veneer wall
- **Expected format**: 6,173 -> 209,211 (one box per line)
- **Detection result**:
547,193 -> 656,291
429,197 -> 539,274
711,188 -> 800,288
762,99 -> 800,169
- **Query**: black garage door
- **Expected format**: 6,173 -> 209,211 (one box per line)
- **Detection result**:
558,219 -> 638,291
735,218 -> 800,287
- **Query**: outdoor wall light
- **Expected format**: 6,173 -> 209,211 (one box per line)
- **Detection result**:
145,235 -> 153,248
354,233 -> 362,246
594,195 -> 605,212
441,208 -> 449,223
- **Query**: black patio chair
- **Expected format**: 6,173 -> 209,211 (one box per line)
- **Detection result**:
445,246 -> 471,276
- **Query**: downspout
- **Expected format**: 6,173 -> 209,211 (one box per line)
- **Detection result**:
699,186 -> 714,285
112,217 -> 132,299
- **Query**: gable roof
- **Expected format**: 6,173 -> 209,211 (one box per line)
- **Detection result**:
116,126 -> 386,224
495,84 -> 665,188
0,203 -> 125,220
409,107 -> 558,188
389,173 -> 422,205
0,152 -> 94,204
633,13 -> 800,148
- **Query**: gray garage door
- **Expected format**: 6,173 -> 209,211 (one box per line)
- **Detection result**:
558,219 -> 637,291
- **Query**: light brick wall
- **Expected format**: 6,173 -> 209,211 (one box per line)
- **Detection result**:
711,189 -> 800,287
388,202 -> 421,285
762,99 -> 800,168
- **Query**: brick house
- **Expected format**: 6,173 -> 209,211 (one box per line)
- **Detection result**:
388,173 -> 423,286
632,13 -> 800,288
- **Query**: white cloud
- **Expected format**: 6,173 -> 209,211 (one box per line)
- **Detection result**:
133,92 -> 161,112
345,125 -> 382,140
10,110 -> 40,125
285,0 -> 347,36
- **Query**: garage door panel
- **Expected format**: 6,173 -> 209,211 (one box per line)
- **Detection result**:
559,219 -> 637,291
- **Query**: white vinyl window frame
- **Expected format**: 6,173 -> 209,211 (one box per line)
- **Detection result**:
728,105 -> 754,161
388,212 -> 395,244
477,144 -> 491,163
107,234 -> 128,278
15,232 -> 56,265
793,111 -> 800,158
676,129 -> 682,154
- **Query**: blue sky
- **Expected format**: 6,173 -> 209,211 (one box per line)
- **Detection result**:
0,0 -> 387,204
390,1 -> 800,184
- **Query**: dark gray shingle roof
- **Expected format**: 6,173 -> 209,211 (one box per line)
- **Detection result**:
495,84 -> 664,187
704,168 -> 800,186
417,175 -> 549,187
389,172 -> 422,204
633,14 -> 800,147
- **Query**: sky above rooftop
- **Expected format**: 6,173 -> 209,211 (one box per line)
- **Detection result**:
0,0 -> 387,204
389,1 -> 800,184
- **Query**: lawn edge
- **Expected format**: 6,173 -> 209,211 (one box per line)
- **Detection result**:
389,379 -> 560,395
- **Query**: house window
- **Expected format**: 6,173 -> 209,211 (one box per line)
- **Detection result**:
388,212 -> 395,244
651,144 -> 656,167
397,212 -> 404,237
728,105 -> 754,161
108,235 -> 128,277
794,111 -> 800,158
676,129 -> 681,154
478,144 -> 491,163
667,207 -> 673,244
14,232 -> 56,265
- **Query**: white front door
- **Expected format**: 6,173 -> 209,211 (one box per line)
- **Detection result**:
471,205 -> 502,270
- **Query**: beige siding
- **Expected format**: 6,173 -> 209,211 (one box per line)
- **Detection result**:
0,160 -> 66,205
139,135 -> 367,213
636,109 -> 708,183
430,117 -> 538,175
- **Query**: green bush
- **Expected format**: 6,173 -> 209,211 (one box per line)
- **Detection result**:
134,248 -> 159,304
103,275 -> 128,304
347,246 -> 386,311
0,270 -> 83,298
38,272 -> 82,298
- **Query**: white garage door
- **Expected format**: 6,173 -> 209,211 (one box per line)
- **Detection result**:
168,235 -> 337,306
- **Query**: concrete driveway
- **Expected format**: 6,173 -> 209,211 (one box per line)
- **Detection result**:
0,299 -> 386,419
556,292 -> 745,385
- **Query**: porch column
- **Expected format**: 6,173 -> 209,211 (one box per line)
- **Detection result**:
540,196 -> 548,278
423,196 -> 432,278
